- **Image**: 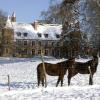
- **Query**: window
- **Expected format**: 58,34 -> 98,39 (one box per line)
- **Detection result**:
52,42 -> 55,46
48,41 -> 51,46
44,34 -> 48,38
56,34 -> 60,38
16,32 -> 21,36
32,49 -> 35,55
56,42 -> 60,46
45,49 -> 48,55
5,48 -> 8,53
23,49 -> 27,55
37,33 -> 42,37
17,40 -> 21,45
32,41 -> 35,46
24,41 -> 27,45
23,33 -> 28,37
38,50 -> 41,55
44,41 -> 48,47
38,41 -> 41,46
16,48 -> 21,55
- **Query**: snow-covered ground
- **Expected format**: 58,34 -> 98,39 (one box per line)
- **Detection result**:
0,57 -> 100,100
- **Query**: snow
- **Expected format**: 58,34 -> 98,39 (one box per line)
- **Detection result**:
13,23 -> 62,40
0,57 -> 100,100
5,17 -> 62,41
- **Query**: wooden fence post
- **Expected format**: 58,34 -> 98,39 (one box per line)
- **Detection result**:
7,75 -> 10,91
41,49 -> 47,87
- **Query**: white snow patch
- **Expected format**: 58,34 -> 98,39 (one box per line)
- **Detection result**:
0,57 -> 100,100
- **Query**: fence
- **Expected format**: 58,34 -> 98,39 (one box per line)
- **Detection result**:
0,72 -> 100,91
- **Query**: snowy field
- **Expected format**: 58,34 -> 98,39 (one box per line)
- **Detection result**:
0,57 -> 100,100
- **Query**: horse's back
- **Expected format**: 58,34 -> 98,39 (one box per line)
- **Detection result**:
37,62 -> 67,76
74,59 -> 98,74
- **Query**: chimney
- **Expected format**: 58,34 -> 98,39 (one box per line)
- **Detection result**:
34,20 -> 39,30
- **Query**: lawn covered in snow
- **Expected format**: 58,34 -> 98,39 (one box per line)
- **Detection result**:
0,57 -> 100,100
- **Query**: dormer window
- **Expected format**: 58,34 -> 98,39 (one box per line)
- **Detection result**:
23,33 -> 28,37
16,32 -> 21,36
37,33 -> 42,37
56,34 -> 60,38
44,34 -> 48,38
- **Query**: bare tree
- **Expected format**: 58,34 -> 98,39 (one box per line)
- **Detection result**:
0,9 -> 7,41
79,0 -> 100,55
40,0 -> 64,24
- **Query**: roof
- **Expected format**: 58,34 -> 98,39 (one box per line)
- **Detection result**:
5,18 -> 62,41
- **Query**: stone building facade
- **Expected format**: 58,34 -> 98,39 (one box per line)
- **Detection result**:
1,12 -> 62,57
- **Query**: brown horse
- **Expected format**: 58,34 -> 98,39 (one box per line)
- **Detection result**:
68,55 -> 98,85
37,58 -> 75,87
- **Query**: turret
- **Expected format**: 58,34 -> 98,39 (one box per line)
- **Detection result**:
11,12 -> 16,22
5,15 -> 12,28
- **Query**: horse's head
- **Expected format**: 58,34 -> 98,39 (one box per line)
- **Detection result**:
92,55 -> 98,67
69,57 -> 75,62
90,55 -> 98,72
67,57 -> 75,66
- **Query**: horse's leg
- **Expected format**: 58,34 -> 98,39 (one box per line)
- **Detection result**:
89,74 -> 93,85
61,75 -> 64,87
68,75 -> 71,86
42,77 -> 44,86
37,71 -> 40,86
67,69 -> 72,86
88,66 -> 93,85
38,76 -> 40,86
56,76 -> 60,87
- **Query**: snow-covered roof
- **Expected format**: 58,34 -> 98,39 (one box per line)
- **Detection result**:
5,18 -> 62,41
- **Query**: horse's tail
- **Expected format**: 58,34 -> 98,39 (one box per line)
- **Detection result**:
88,66 -> 92,78
93,55 -> 98,72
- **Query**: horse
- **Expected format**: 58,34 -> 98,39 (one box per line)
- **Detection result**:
68,55 -> 98,85
37,58 -> 75,87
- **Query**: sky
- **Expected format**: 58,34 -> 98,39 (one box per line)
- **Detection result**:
0,0 -> 50,23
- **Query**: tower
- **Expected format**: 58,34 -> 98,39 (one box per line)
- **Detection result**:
11,12 -> 16,22
1,16 -> 14,57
